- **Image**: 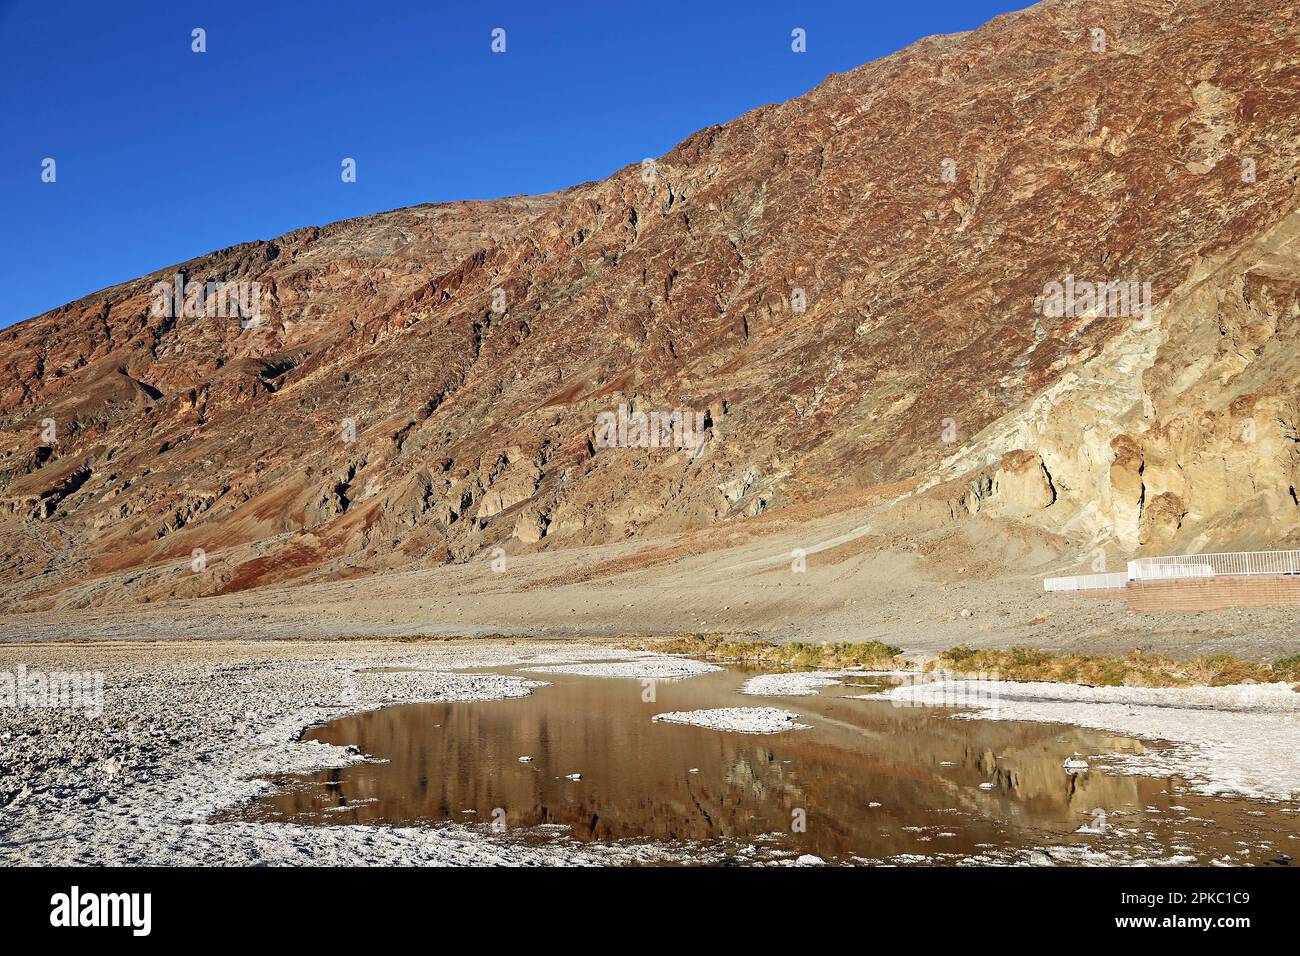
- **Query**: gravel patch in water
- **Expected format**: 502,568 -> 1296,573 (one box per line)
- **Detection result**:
651,706 -> 809,733
522,658 -> 722,679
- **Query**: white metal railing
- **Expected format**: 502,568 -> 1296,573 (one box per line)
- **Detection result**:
1127,561 -> 1216,580
1128,550 -> 1300,581
1043,572 -> 1130,592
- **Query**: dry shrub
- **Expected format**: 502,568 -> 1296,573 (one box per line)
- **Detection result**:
628,634 -> 902,669
935,645 -> 1296,688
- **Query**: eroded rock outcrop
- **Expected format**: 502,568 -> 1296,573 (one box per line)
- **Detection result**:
992,450 -> 1057,517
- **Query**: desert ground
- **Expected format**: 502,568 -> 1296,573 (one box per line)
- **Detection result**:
3,493 -> 1297,661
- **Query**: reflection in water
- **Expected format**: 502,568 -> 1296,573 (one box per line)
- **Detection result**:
226,667 -> 1300,864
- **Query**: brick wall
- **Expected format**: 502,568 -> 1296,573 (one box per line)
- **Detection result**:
1126,575 -> 1300,612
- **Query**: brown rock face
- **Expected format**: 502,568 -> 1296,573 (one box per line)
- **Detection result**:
4,0 -> 1300,608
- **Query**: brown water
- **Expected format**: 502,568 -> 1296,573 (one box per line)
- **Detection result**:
227,666 -> 1300,864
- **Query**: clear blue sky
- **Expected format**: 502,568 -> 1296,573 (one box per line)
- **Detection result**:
0,0 -> 1031,328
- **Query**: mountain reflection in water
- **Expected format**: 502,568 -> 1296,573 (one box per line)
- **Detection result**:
226,666 -> 1297,864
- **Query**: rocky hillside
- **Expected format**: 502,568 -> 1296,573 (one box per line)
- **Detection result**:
4,0 -> 1300,608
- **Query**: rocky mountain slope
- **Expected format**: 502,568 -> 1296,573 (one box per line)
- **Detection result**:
4,0 -> 1300,610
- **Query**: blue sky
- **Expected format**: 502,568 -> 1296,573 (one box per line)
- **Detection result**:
0,0 -> 1032,328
